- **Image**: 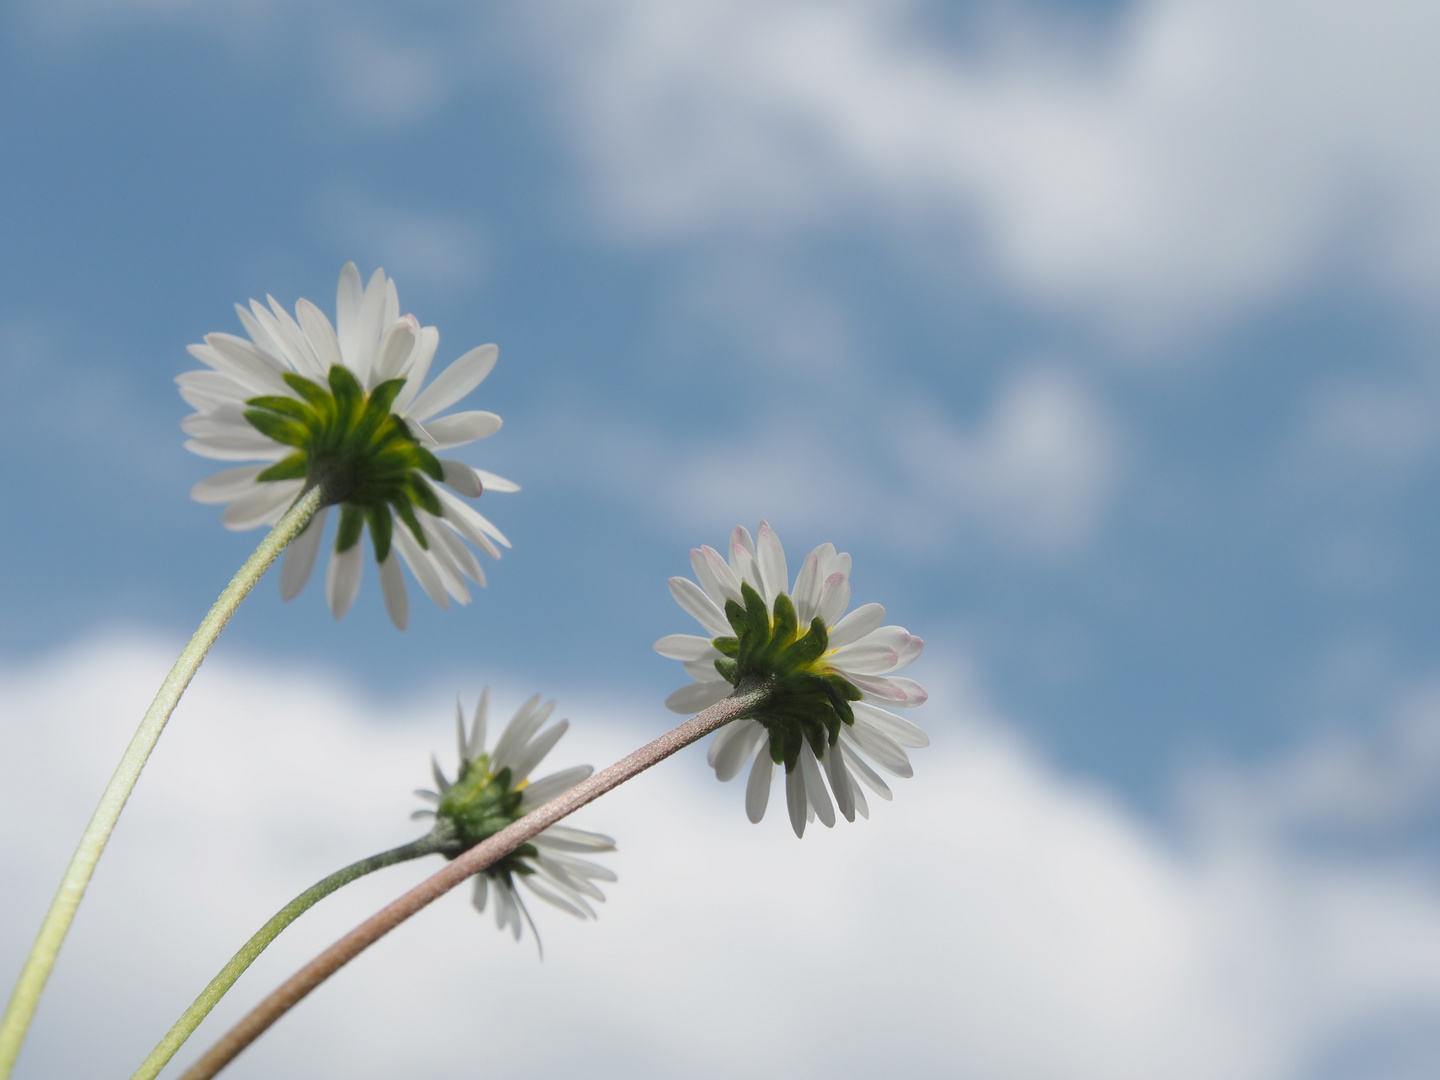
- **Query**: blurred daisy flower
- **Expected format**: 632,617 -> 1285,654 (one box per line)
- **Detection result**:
179,263 -> 517,629
656,521 -> 929,838
413,690 -> 617,949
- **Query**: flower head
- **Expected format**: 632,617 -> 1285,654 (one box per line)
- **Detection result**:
656,521 -> 928,838
412,690 -> 616,949
179,263 -> 518,629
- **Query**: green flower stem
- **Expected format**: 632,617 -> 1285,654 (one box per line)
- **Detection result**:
131,834 -> 442,1080
0,485 -> 326,1080
177,686 -> 771,1080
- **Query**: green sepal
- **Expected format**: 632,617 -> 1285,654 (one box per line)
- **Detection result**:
368,506 -> 393,563
242,409 -> 309,447
782,617 -> 829,667
335,504 -> 365,553
407,474 -> 443,517
256,453 -> 309,482
712,636 -> 740,657
366,378 -> 405,418
714,658 -> 739,684
393,498 -> 428,549
327,365 -> 364,433
245,395 -> 314,422
765,592 -> 798,659
724,598 -> 747,638
413,445 -> 446,483
282,373 -> 333,413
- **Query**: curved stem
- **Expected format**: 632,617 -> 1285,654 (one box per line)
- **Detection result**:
0,486 -> 325,1080
131,834 -> 441,1080
179,688 -> 768,1080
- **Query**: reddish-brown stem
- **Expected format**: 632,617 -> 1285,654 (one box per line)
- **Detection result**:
178,688 -> 766,1080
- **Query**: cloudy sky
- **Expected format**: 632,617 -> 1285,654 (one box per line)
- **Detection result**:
4,1 -> 1440,1077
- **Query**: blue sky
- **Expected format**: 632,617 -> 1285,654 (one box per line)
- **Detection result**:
5,0 -> 1440,797
6,2 -> 1440,1077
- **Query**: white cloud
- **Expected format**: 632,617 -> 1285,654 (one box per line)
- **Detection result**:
528,0 -> 1440,339
543,363 -> 1121,557
5,636 -> 1440,1078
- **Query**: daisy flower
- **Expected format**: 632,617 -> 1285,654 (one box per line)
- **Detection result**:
413,690 -> 617,949
655,521 -> 929,838
179,263 -> 518,629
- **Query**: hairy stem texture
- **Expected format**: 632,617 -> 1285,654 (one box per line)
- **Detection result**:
179,687 -> 768,1080
131,835 -> 440,1080
0,486 -> 325,1080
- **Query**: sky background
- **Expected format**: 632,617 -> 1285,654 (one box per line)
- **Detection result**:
5,1 -> 1440,1077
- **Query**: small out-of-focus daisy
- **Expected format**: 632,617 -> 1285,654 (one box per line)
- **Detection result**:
179,263 -> 518,629
655,521 -> 928,838
412,690 -> 616,949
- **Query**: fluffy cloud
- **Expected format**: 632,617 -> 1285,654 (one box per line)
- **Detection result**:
31,0 -> 1440,339
536,363 -> 1121,557
530,0 -> 1440,338
3,636 -> 1440,1078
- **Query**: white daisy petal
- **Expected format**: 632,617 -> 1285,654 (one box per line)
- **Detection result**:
471,873 -> 488,913
849,674 -> 929,707
799,742 -> 836,828
826,602 -> 886,649
335,262 -> 364,368
712,720 -> 766,782
491,695 -> 552,773
423,410 -> 502,449
474,469 -> 520,493
467,688 -> 490,761
377,550 -> 409,630
219,481 -> 302,531
707,717 -> 753,767
520,875 -> 592,920
369,318 -> 417,388
828,641 -> 902,676
840,741 -> 893,800
665,680 -> 731,714
668,576 -> 731,636
294,298 -> 343,374
653,634 -> 720,661
189,464 -> 268,504
440,459 -> 483,497
507,720 -> 570,784
280,504 -> 328,602
325,542 -> 364,619
841,724 -> 913,778
683,657 -> 728,683
785,766 -> 808,838
533,825 -> 615,852
183,432 -> 288,462
407,344 -> 499,421
265,297 -> 327,380
519,765 -> 593,810
822,743 -> 856,823
391,325 -> 438,414
393,527 -> 449,609
434,487 -> 508,555
755,520 -> 788,608
691,546 -> 742,608
791,546 -> 826,625
817,571 -> 851,627
745,745 -> 774,823
852,701 -> 930,748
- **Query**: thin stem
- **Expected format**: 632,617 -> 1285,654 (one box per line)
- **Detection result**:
0,486 -> 325,1080
131,834 -> 441,1080
179,687 -> 768,1080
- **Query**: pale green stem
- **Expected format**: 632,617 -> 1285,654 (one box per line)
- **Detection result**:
0,485 -> 325,1080
130,834 -> 441,1080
